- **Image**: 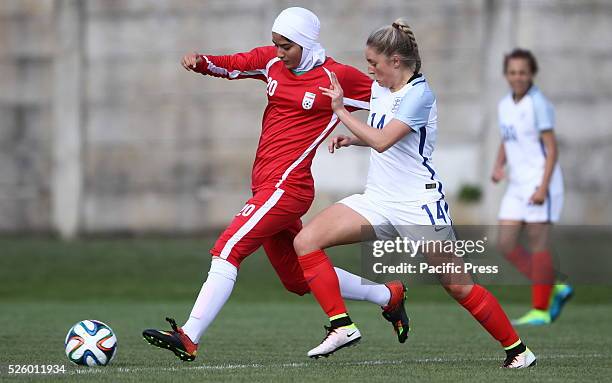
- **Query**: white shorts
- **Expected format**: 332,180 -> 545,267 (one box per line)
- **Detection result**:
498,185 -> 563,223
338,193 -> 455,241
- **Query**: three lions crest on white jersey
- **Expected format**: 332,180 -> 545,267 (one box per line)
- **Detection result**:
364,75 -> 444,204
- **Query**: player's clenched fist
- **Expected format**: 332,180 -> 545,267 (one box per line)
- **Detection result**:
181,52 -> 202,71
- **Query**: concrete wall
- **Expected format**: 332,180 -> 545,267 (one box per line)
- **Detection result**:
1,0 -> 611,237
0,0 -> 55,232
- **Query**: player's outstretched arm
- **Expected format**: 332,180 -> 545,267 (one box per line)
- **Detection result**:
320,72 -> 411,153
180,46 -> 276,81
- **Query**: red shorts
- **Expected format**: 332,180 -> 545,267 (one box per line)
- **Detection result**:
210,188 -> 311,295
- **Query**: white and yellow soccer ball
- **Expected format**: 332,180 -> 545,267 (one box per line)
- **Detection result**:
64,320 -> 117,366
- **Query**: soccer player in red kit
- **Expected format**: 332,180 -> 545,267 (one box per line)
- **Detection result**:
143,7 -> 410,361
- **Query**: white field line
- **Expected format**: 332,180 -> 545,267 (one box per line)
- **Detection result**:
65,353 -> 609,375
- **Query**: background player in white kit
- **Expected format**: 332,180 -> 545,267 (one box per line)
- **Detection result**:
293,19 -> 536,368
492,49 -> 573,326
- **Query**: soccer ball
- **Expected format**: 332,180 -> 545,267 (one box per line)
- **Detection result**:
64,320 -> 118,366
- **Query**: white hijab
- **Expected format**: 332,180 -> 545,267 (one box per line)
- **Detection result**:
271,7 -> 326,72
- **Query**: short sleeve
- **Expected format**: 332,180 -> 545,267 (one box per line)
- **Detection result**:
394,87 -> 434,129
531,92 -> 555,131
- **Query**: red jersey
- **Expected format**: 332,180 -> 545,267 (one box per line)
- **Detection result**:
195,46 -> 372,200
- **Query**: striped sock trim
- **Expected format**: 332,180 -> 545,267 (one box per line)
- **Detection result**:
329,313 -> 352,328
329,313 -> 348,321
504,339 -> 522,351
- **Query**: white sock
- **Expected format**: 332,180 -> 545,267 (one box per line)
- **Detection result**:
335,267 -> 391,306
182,258 -> 237,344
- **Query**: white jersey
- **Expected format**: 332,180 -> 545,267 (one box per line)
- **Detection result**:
497,86 -> 563,193
364,75 -> 444,204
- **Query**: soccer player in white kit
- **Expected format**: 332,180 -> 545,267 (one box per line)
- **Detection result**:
492,49 -> 573,326
293,19 -> 536,368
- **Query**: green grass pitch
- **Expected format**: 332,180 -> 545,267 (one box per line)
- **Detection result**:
1,238 -> 611,382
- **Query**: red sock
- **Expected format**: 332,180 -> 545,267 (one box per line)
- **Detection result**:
298,249 -> 347,318
505,245 -> 531,278
531,250 -> 554,310
459,285 -> 520,348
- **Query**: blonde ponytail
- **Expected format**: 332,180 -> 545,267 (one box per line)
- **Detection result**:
368,18 -> 421,73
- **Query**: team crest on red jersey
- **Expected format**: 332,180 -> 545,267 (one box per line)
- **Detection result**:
302,92 -> 316,110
